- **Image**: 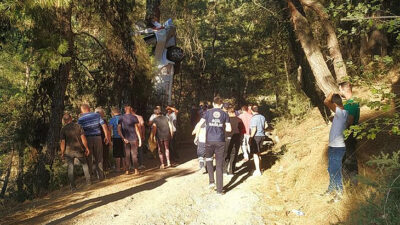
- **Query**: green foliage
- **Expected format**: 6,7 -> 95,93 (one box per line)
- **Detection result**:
344,151 -> 400,225
0,0 -> 154,202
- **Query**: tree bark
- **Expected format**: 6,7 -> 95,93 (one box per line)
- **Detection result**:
44,5 -> 74,162
16,143 -> 24,201
299,0 -> 348,81
287,0 -> 339,96
0,149 -> 14,198
146,0 -> 161,22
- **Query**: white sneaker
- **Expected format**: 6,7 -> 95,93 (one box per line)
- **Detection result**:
252,170 -> 262,177
208,183 -> 216,190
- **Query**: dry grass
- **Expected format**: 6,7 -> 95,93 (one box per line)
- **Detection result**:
256,76 -> 400,224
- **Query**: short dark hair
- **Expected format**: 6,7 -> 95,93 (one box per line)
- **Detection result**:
213,96 -> 223,105
111,107 -> 120,114
331,94 -> 343,106
252,105 -> 259,112
241,105 -> 248,112
62,112 -> 72,123
228,107 -> 235,113
339,81 -> 352,91
124,104 -> 131,109
154,108 -> 161,115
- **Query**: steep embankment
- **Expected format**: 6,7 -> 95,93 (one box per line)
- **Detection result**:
255,80 -> 400,224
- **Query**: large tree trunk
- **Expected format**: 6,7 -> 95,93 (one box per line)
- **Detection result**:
0,149 -> 14,198
146,0 -> 161,22
44,5 -> 74,163
299,0 -> 348,81
287,0 -> 339,96
16,143 -> 24,201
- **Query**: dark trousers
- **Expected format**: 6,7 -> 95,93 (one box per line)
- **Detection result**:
197,142 -> 206,169
86,136 -> 104,180
138,145 -> 144,166
125,141 -> 139,170
224,134 -> 241,174
103,143 -> 110,171
65,155 -> 91,187
169,133 -> 179,161
343,133 -> 358,178
251,136 -> 265,154
206,141 -> 225,193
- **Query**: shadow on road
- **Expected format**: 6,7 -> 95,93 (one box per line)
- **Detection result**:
11,169 -> 194,225
224,150 -> 278,193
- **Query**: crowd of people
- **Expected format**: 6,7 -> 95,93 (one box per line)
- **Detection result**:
60,81 -> 359,200
59,103 -> 178,190
191,97 -> 268,195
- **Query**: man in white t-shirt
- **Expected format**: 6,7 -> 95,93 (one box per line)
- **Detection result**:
166,106 -> 179,161
148,106 -> 162,126
323,93 -> 349,202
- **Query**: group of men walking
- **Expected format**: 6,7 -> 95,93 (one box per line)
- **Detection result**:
60,103 -> 178,190
192,97 -> 268,195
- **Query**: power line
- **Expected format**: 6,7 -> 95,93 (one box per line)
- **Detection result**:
341,16 -> 400,21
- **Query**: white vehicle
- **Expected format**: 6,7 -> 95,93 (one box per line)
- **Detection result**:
137,19 -> 184,105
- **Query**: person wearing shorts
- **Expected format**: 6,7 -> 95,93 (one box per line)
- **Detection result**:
249,105 -> 267,176
152,108 -> 174,169
109,107 -> 125,172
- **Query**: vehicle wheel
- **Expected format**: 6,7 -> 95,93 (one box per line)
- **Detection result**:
167,46 -> 184,62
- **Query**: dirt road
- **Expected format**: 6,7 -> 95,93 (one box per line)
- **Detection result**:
1,143 -> 269,225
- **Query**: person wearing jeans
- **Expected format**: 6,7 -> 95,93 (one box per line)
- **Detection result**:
60,113 -> 91,189
324,93 -> 349,200
118,105 -> 142,175
327,147 -> 346,192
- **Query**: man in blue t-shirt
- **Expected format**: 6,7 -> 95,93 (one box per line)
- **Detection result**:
249,105 -> 267,177
78,103 -> 109,180
109,107 -> 124,172
194,97 -> 231,194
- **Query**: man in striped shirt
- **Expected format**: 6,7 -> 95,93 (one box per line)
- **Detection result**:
78,103 -> 110,181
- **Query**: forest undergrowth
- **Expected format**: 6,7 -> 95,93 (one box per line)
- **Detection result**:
254,76 -> 400,225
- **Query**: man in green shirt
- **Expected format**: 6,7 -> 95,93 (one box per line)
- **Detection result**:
339,82 -> 360,181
